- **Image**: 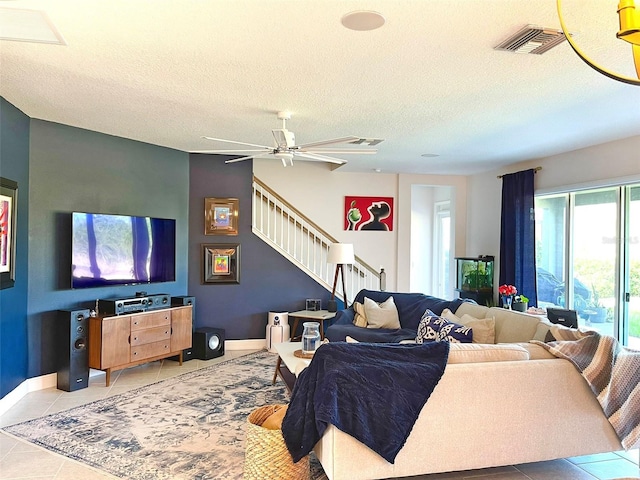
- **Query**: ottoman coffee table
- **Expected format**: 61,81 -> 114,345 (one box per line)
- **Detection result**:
272,341 -> 313,393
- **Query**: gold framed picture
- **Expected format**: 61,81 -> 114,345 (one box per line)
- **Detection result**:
202,243 -> 240,284
205,197 -> 239,235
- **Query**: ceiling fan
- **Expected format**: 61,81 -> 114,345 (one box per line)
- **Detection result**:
192,111 -> 383,167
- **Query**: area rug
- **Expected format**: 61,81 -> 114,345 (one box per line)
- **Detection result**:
3,350 -> 327,480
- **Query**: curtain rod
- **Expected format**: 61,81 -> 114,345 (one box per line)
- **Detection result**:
497,166 -> 542,179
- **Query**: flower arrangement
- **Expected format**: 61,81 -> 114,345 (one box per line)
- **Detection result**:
499,284 -> 517,309
498,284 -> 517,296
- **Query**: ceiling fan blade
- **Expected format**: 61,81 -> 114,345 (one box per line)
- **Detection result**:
224,154 -> 257,164
294,152 -> 346,165
190,149 -> 271,154
296,136 -> 360,149
202,136 -> 272,149
302,149 -> 378,155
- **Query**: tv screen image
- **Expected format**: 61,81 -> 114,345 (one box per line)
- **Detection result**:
72,212 -> 176,289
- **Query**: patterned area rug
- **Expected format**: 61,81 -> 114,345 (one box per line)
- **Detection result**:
3,350 -> 327,480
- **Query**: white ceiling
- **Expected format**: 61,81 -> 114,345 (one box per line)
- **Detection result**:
1,0 -> 639,175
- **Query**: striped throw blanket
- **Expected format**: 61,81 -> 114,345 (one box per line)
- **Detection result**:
533,326 -> 640,450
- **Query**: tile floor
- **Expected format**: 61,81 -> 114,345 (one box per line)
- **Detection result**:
0,350 -> 638,480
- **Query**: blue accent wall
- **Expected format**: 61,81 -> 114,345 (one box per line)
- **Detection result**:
188,155 -> 334,339
0,98 -> 30,398
26,120 -> 190,379
0,101 -> 335,399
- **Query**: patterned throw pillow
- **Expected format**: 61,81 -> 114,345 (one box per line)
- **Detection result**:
352,301 -> 368,328
416,309 -> 473,343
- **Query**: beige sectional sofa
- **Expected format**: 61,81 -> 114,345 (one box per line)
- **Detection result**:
314,303 -> 623,480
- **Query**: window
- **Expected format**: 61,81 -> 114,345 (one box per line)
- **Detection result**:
433,201 -> 451,299
535,184 -> 640,348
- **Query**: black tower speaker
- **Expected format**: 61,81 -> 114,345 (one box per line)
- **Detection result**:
55,308 -> 90,392
193,327 -> 225,360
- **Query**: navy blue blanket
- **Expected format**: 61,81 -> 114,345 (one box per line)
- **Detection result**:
281,341 -> 450,464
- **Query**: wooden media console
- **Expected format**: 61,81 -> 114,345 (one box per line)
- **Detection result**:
88,305 -> 192,386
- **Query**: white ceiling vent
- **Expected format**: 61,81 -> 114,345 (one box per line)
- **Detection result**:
494,25 -> 567,55
0,7 -> 66,44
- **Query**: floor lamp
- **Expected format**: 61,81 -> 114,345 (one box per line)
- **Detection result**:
327,243 -> 355,312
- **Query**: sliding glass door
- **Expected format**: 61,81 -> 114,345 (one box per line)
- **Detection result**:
535,183 -> 640,347
572,188 -> 617,336
626,186 -> 640,348
535,195 -> 568,309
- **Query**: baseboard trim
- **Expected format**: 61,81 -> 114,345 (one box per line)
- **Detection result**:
1,339 -> 268,414
225,339 -> 267,350
0,373 -> 57,417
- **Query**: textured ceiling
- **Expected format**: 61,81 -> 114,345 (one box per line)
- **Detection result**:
1,0 -> 639,174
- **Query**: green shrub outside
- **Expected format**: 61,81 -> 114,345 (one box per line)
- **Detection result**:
574,259 -> 640,299
630,312 -> 640,337
573,259 -> 640,339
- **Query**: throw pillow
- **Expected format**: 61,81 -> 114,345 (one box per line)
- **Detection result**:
416,309 -> 472,343
364,296 -> 401,329
352,301 -> 368,328
441,309 -> 496,344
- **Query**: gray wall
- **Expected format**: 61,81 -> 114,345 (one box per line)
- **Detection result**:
27,120 -> 190,378
0,98 -> 30,397
188,154 -> 334,339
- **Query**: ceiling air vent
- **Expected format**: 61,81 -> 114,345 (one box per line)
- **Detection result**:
494,25 -> 567,55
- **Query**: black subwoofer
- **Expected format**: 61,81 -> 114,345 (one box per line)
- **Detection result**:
193,327 -> 225,360
55,308 -> 90,392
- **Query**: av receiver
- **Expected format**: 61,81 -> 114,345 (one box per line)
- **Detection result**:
98,294 -> 171,316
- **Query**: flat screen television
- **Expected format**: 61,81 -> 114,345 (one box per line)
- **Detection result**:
72,212 -> 176,289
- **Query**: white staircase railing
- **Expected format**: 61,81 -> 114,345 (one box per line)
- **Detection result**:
252,177 -> 380,305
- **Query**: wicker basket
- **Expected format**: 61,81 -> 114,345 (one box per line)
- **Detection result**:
244,404 -> 310,480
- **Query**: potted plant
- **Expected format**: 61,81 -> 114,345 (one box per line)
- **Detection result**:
587,292 -> 607,323
512,294 -> 529,312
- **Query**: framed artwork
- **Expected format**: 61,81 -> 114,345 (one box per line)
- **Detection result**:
0,177 -> 17,290
344,196 -> 394,231
205,197 -> 239,235
202,243 -> 240,284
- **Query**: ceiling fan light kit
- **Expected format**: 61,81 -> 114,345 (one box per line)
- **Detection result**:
195,111 -> 383,168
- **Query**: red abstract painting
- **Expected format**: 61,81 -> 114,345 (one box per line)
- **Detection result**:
344,196 -> 394,231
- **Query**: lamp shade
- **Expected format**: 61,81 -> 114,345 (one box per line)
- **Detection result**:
328,243 -> 355,265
